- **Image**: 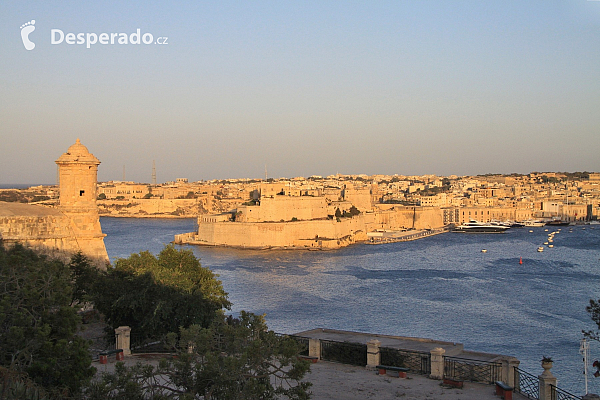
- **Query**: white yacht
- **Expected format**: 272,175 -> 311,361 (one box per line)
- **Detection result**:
523,220 -> 545,227
454,220 -> 510,233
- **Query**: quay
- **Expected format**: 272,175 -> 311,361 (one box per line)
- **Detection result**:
366,226 -> 450,244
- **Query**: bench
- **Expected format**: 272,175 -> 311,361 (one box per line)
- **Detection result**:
297,355 -> 318,363
99,349 -> 124,364
495,381 -> 513,400
443,377 -> 464,388
376,365 -> 409,378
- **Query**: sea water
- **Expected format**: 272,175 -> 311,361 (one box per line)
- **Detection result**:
102,217 -> 600,395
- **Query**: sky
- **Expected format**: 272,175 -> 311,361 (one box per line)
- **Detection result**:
1,1 -> 600,184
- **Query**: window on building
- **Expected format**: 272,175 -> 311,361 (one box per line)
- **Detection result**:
80,190 -> 85,196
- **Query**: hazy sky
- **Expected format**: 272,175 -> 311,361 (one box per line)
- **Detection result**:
2,1 -> 600,184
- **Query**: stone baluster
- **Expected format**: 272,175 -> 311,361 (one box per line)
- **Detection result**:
430,347 -> 446,380
115,326 -> 131,356
538,360 -> 557,400
308,338 -> 321,360
366,339 -> 381,370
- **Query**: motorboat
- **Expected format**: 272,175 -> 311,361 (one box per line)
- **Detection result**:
453,220 -> 510,233
524,220 -> 545,227
546,219 -> 570,226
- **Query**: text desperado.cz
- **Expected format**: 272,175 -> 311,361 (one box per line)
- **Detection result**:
51,29 -> 167,48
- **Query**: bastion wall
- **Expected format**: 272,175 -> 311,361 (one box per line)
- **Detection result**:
188,216 -> 368,249
179,206 -> 447,250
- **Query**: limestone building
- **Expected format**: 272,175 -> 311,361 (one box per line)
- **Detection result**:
0,139 -> 109,268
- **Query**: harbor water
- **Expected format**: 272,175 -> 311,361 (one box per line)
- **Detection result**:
102,217 -> 600,396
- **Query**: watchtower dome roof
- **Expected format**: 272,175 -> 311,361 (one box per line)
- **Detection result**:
56,139 -> 100,164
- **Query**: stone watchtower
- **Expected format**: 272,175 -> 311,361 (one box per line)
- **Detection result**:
56,139 -> 109,267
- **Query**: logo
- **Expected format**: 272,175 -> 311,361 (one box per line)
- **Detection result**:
19,20 -> 168,50
20,20 -> 36,50
50,28 -> 167,48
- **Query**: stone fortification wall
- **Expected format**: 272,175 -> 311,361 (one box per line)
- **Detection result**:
342,187 -> 373,211
0,140 -> 109,268
98,198 -> 198,217
182,206 -> 447,250
237,196 -> 329,223
0,203 -> 108,268
188,216 -> 367,249
370,206 -> 444,231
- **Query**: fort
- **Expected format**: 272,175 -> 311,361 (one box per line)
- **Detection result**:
175,182 -> 444,249
0,139 -> 109,268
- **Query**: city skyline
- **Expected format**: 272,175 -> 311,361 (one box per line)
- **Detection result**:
2,1 -> 600,184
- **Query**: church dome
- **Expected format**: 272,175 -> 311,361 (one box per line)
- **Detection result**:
56,139 -> 100,164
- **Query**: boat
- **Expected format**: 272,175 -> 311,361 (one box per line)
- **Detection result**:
537,247 -> 544,252
453,220 -> 510,233
524,220 -> 545,227
546,219 -> 570,226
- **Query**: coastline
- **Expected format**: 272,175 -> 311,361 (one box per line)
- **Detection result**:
174,228 -> 448,250
100,214 -> 196,219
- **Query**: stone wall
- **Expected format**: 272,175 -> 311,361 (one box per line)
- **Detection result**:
98,198 -> 199,217
237,196 -> 329,223
370,206 -> 444,231
187,216 -> 368,249
182,206 -> 447,250
0,204 -> 108,268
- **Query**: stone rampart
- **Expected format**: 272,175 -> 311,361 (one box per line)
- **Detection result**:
0,203 -> 108,268
187,216 -> 367,249
369,206 -> 444,231
237,196 -> 329,223
98,198 -> 198,217
181,206 -> 447,250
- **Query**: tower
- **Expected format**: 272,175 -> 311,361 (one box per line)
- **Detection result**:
55,139 -> 109,266
55,139 -> 100,211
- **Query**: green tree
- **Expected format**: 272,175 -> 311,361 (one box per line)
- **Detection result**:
0,243 -> 95,394
70,252 -> 100,306
82,312 -> 311,400
334,208 -> 342,219
584,299 -> 600,341
92,246 -> 230,343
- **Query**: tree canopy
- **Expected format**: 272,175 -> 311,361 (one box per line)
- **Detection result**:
90,245 -> 231,343
0,243 -> 95,394
1,243 -> 308,399
84,312 -> 311,400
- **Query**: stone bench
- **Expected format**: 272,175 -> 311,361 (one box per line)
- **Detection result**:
376,365 -> 409,378
99,349 -> 124,364
443,377 -> 464,388
495,381 -> 513,400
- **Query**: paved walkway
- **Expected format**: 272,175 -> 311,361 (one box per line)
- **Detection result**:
303,360 -> 530,400
92,355 -> 530,399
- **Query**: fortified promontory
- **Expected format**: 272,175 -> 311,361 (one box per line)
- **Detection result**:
0,139 -> 109,267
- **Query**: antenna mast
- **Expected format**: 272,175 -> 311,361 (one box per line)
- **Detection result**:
265,165 -> 268,181
152,160 -> 157,185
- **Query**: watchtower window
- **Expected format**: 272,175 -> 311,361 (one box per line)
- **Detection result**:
80,190 -> 85,196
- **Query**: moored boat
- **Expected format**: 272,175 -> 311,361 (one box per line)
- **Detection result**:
523,220 -> 545,227
545,219 -> 570,226
453,220 -> 510,233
